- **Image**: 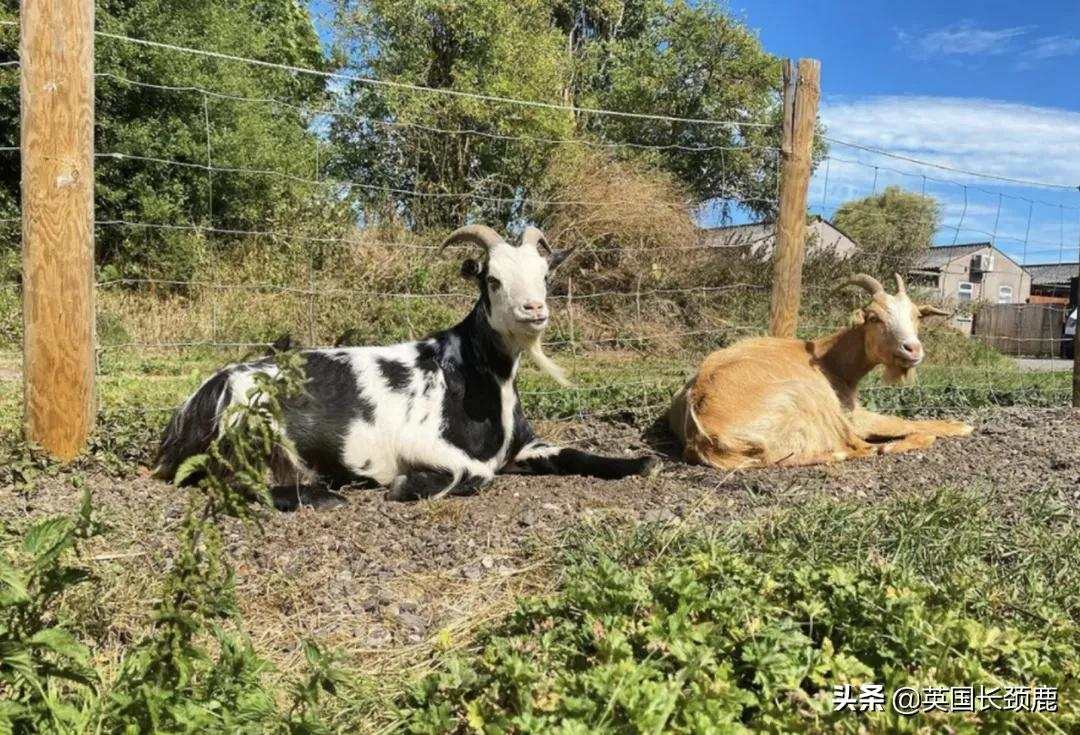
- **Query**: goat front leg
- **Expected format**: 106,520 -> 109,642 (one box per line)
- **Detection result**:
851,408 -> 973,442
506,442 -> 660,480
385,470 -> 492,502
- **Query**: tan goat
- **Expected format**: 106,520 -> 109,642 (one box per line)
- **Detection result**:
668,273 -> 973,469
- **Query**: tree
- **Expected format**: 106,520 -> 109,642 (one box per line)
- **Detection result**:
555,0 -> 786,218
329,0 -> 573,229
0,0 -> 347,283
0,5 -> 18,280
328,0 -> 801,229
832,186 -> 941,281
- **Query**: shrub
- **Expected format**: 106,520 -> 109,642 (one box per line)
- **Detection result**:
0,490 -> 104,734
1,351 -> 356,734
539,148 -> 698,290
396,488 -> 1080,733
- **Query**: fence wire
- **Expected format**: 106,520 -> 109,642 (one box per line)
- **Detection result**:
1,23 -> 1078,436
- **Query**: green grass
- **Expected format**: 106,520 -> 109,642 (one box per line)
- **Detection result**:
392,487 -> 1080,734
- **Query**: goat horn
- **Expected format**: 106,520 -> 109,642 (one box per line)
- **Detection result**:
519,225 -> 551,254
439,225 -> 505,253
920,304 -> 952,317
844,273 -> 885,296
894,273 -> 907,294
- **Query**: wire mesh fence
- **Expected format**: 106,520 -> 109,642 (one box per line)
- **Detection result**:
84,24 -> 787,431
2,14 -> 1078,447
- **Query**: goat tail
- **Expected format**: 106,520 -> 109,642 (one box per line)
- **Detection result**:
154,370 -> 233,485
669,376 -> 758,469
667,375 -> 705,445
683,382 -> 708,444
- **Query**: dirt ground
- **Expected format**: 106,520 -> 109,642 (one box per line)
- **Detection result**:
4,406 -> 1080,684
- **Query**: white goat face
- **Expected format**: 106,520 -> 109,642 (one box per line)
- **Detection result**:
853,274 -> 951,385
456,229 -> 571,341
861,292 -> 924,373
483,240 -> 553,337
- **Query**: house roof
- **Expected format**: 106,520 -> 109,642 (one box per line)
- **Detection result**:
699,221 -> 772,249
699,216 -> 856,250
914,242 -> 991,271
1026,262 -> 1079,287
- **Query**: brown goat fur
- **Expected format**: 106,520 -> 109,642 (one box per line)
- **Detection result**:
668,274 -> 973,469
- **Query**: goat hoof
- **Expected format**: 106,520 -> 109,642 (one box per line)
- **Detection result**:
385,477 -> 414,503
638,456 -> 662,477
384,488 -> 414,502
270,486 -> 346,512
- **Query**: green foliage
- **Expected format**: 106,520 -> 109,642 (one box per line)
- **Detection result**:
0,0 -> 351,284
562,0 -> 792,218
0,490 -> 105,735
396,488 -> 1080,733
330,0 -> 573,228
0,353 -> 354,733
329,0 -> 801,228
0,398 -> 164,492
102,350 -> 332,733
833,185 -> 942,282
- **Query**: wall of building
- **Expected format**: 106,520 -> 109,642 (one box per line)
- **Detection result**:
937,246 -> 1031,305
808,220 -> 858,258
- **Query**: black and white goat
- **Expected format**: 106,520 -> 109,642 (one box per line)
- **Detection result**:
156,225 -> 659,503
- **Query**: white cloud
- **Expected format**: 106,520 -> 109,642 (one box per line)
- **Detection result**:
898,21 -> 1031,58
821,96 -> 1080,188
812,96 -> 1080,263
1026,35 -> 1080,61
897,22 -> 1080,68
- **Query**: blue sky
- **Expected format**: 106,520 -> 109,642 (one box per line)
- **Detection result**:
733,0 -> 1080,264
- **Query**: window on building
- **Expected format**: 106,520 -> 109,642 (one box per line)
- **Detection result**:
998,285 -> 1013,304
958,282 -> 974,302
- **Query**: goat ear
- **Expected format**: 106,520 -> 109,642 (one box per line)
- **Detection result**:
850,308 -> 866,326
546,249 -> 573,271
460,258 -> 482,279
918,304 -> 952,318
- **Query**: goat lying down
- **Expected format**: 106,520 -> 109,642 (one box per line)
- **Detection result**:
156,225 -> 659,504
668,273 -> 973,469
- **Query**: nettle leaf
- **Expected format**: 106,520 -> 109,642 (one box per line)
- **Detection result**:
173,453 -> 209,486
35,660 -> 98,692
23,516 -> 75,559
0,559 -> 28,602
28,629 -> 91,667
0,642 -> 36,682
0,700 -> 24,735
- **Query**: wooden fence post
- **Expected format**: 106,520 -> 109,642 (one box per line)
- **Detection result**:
21,0 -> 96,459
768,58 -> 820,338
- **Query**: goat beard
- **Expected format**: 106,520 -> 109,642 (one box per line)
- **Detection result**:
882,363 -> 917,386
517,333 -> 571,387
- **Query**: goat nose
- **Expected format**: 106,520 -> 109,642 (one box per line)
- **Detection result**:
902,341 -> 923,358
523,301 -> 544,313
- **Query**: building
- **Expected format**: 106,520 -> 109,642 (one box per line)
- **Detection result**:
1025,262 -> 1077,305
700,216 -> 860,258
908,243 -> 1031,335
909,242 -> 1031,305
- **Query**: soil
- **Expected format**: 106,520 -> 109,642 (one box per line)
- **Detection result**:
4,406 -> 1080,681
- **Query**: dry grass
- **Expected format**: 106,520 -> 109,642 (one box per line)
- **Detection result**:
539,148 -> 699,289
92,228 -> 770,359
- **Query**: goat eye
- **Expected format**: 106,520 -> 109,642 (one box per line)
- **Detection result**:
486,275 -> 501,291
